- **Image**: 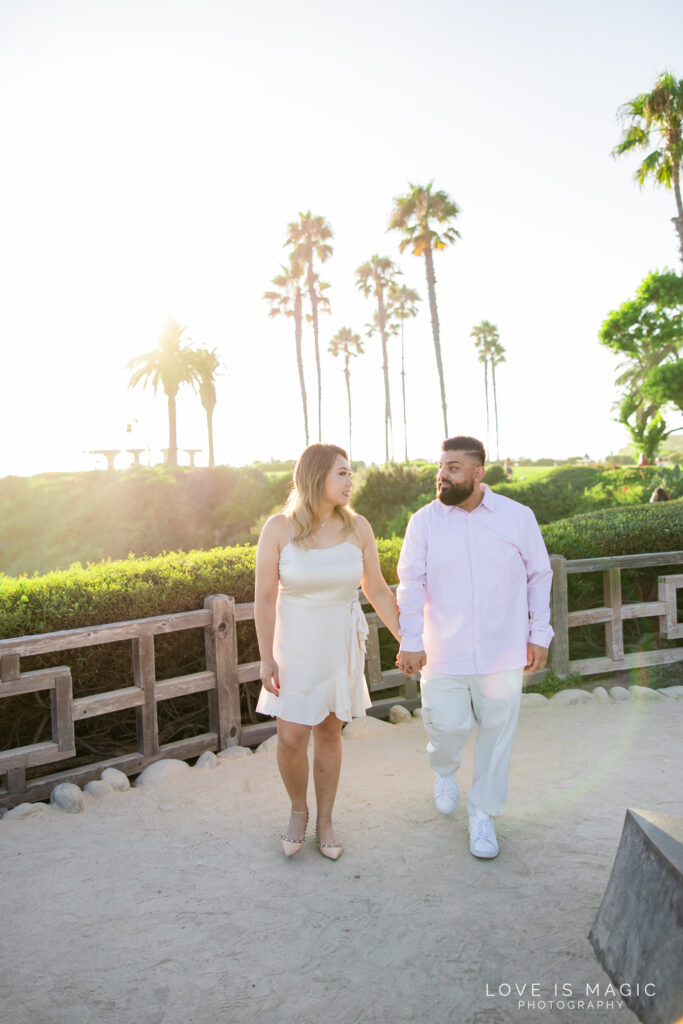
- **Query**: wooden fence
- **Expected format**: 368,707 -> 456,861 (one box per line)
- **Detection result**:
1,551 -> 681,809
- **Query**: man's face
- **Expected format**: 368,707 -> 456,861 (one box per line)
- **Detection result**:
436,450 -> 482,506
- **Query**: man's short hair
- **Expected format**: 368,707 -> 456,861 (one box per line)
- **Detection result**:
441,436 -> 486,465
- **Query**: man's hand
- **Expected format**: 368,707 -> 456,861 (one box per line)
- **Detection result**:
525,643 -> 548,673
396,650 -> 427,676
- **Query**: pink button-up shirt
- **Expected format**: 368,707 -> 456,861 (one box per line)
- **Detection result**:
397,486 -> 554,674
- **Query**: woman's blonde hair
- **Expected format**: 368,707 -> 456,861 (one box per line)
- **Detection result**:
284,443 -> 356,546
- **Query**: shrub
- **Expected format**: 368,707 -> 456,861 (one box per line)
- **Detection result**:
352,462 -> 436,536
484,464 -> 506,485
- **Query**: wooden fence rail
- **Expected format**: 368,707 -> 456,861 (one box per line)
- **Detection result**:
1,551 -> 681,809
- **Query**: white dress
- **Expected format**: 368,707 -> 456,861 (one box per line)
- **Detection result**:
255,540 -> 372,725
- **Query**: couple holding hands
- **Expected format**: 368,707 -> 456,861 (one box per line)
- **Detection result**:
255,438 -> 554,861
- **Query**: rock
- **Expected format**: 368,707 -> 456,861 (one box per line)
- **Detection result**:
609,685 -> 632,701
195,751 -> 218,769
342,716 -> 391,739
592,686 -> 610,702
256,735 -> 279,753
217,745 -> 253,760
101,768 -> 130,791
133,759 -> 191,787
520,693 -> 549,708
83,780 -> 114,800
659,686 -> 683,698
389,705 -> 412,724
550,688 -> 592,706
4,801 -> 48,821
412,708 -> 423,720
50,783 -> 85,814
629,685 -> 663,700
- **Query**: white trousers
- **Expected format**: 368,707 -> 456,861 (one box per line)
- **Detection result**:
420,668 -> 524,817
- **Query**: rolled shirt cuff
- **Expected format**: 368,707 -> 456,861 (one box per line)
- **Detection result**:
529,627 -> 554,648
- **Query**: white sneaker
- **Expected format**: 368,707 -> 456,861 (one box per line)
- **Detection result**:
468,803 -> 499,858
433,774 -> 460,814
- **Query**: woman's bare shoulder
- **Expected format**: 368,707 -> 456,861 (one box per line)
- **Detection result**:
353,514 -> 375,544
260,513 -> 290,545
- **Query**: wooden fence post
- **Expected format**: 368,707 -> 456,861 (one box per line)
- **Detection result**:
549,555 -> 569,679
604,568 -> 624,662
132,635 -> 158,756
205,594 -> 241,749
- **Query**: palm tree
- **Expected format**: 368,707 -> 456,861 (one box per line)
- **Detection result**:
191,347 -> 221,467
471,322 -> 494,452
470,321 -> 506,460
388,182 -> 461,436
286,212 -> 333,440
328,327 -> 364,458
613,72 -> 683,264
264,256 -> 309,445
126,318 -> 199,467
490,337 -> 506,461
387,282 -> 420,462
355,255 -> 401,462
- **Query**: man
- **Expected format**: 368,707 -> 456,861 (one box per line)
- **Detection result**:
396,436 -> 553,858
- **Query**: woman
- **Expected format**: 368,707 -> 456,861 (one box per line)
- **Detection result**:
255,443 -> 400,860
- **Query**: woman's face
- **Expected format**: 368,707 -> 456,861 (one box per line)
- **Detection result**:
323,454 -> 352,508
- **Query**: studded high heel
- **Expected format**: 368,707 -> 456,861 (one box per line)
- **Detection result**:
314,824 -> 343,861
280,809 -> 309,857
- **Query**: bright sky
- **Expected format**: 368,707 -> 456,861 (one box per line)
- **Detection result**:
1,0 -> 682,476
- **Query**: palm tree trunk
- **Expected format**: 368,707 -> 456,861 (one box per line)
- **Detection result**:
401,318 -> 408,463
423,246 -> 448,437
483,359 -> 490,453
206,408 -> 215,467
491,362 -> 500,460
307,268 -> 322,441
672,159 -> 683,266
377,286 -> 392,463
294,289 -> 310,445
345,358 -> 352,459
167,392 -> 178,466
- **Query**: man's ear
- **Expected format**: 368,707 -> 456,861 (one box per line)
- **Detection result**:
476,463 -> 486,483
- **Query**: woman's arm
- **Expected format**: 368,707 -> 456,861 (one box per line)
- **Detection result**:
255,514 -> 285,695
356,516 -> 401,642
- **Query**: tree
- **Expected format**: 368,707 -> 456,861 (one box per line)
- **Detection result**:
264,257 -> 310,446
388,181 -> 461,436
355,255 -> 402,462
126,318 -> 199,467
470,321 -> 506,459
613,72 -> 683,265
642,360 -> 683,413
489,336 -> 506,461
387,282 -> 420,462
599,270 -> 683,460
191,347 -> 221,467
286,212 -> 333,441
328,327 -> 363,458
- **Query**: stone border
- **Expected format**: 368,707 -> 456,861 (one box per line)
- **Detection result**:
2,685 -> 681,824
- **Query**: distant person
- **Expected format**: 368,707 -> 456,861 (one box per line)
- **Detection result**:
254,443 -> 400,860
504,456 -> 514,481
655,455 -> 664,466
638,453 -> 651,466
650,486 -> 671,503
396,436 -> 553,859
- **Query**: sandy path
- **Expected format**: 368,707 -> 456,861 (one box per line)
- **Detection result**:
2,692 -> 682,1024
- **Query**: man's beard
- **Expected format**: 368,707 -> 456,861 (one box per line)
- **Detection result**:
437,478 -> 475,506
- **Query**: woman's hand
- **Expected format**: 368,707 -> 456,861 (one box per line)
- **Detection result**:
260,658 -> 280,696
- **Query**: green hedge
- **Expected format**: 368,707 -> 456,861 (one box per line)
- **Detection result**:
1,501 -> 680,763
